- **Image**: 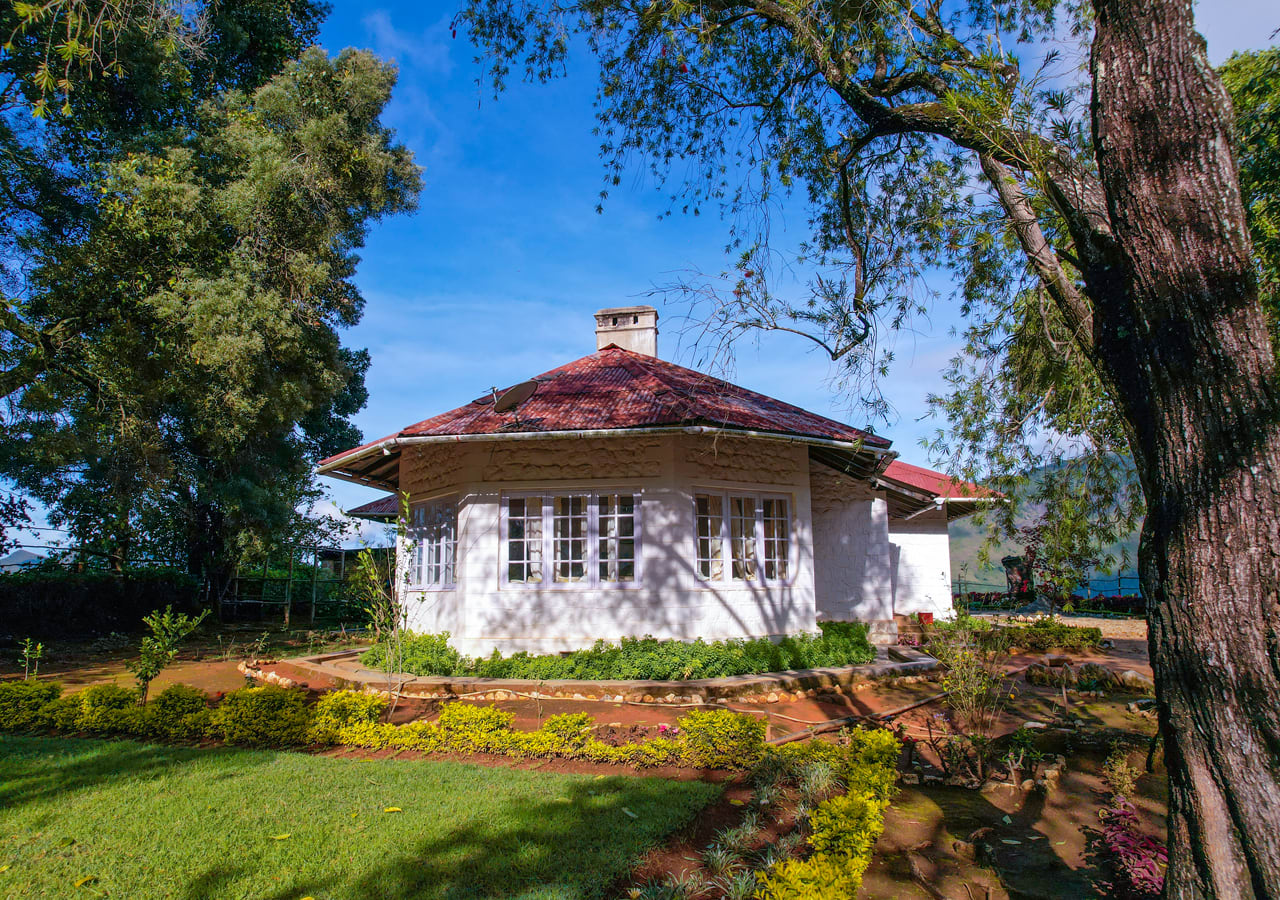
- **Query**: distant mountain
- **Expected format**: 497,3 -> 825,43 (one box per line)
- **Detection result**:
946,456 -> 1142,593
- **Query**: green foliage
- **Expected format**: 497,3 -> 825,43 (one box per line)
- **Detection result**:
760,728 -> 901,803
1221,48 -> 1280,352
210,685 -> 312,747
753,729 -> 899,900
77,684 -> 143,734
18,636 -> 42,679
1103,746 -> 1141,800
998,619 -> 1102,652
0,679 -> 62,731
679,709 -> 766,770
0,567 -> 199,637
364,622 -> 875,681
0,11 -> 420,584
308,689 -> 387,745
146,684 -> 213,741
2,679 -> 766,770
128,606 -> 210,702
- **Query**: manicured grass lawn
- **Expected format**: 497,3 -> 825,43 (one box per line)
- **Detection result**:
0,735 -> 721,900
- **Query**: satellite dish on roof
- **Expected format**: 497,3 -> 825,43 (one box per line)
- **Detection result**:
493,379 -> 538,414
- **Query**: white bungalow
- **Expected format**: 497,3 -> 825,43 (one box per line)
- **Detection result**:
319,306 -> 993,658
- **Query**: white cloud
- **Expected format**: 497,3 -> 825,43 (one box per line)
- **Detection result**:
361,10 -> 454,75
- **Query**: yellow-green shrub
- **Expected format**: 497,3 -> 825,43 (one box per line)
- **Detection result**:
211,685 -> 312,747
145,684 -> 212,741
78,684 -> 141,734
680,709 -> 767,769
0,680 -> 61,732
309,690 -> 387,744
755,729 -> 899,900
2,677 -> 768,772
762,727 -> 901,801
539,712 -> 594,749
39,693 -> 84,731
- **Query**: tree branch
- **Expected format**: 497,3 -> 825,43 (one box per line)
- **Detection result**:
979,153 -> 1095,354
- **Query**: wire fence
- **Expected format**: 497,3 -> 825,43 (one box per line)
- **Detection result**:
952,572 -> 1141,598
2,537 -> 386,627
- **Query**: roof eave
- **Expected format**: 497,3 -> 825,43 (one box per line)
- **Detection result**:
317,425 -> 894,491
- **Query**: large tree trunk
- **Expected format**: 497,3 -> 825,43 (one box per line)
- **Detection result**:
1089,1 -> 1280,896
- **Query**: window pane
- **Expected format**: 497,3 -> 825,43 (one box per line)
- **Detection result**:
409,499 -> 457,587
729,495 -> 758,580
507,496 -> 542,584
553,495 -> 588,583
695,494 -> 724,580
599,494 -> 637,583
762,497 -> 790,580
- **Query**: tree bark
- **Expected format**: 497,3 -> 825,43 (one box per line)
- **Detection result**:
1089,1 -> 1280,896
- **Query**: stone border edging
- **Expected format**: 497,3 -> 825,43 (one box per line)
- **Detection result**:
262,646 -> 938,704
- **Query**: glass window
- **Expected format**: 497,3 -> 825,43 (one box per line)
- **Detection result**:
553,495 -> 589,583
695,492 -> 791,583
507,496 -> 543,584
504,491 -> 641,587
729,495 -> 758,581
695,493 -> 724,580
599,494 -> 637,583
762,497 -> 790,580
409,499 -> 457,588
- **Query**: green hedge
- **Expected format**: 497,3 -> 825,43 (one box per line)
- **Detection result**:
0,680 -> 767,770
998,619 -> 1103,652
0,567 -> 200,637
754,729 -> 901,899
363,621 -> 876,681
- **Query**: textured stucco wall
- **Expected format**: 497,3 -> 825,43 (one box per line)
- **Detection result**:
888,508 -> 955,619
397,433 -> 820,657
809,464 -> 893,622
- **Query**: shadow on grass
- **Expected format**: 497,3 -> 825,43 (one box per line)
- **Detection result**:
0,735 -> 717,900
0,735 -> 224,812
220,775 -> 704,900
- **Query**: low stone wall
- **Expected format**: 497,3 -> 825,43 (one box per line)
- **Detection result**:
264,646 -> 938,704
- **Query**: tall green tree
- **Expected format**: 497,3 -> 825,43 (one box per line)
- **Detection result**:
460,2 -> 1280,895
0,3 -> 421,588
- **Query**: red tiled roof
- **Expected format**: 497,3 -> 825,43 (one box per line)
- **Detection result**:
345,495 -> 398,520
881,460 -> 997,500
321,346 -> 889,468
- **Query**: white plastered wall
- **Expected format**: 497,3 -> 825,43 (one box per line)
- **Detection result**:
395,433 -> 819,657
888,507 -> 955,620
808,464 -> 893,622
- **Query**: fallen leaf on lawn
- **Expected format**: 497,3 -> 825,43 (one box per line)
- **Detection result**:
383,807 -> 402,813
621,808 -> 638,819
74,876 -> 97,887
271,834 -> 291,841
350,812 -> 359,818
728,799 -> 745,806
0,864 -> 9,873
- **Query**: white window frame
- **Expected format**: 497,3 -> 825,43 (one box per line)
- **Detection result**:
406,496 -> 458,591
692,490 -> 794,585
500,490 -> 643,590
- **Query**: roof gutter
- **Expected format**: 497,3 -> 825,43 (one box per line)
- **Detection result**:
317,425 -> 896,487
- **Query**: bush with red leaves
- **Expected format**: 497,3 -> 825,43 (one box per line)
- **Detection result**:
1100,799 -> 1168,898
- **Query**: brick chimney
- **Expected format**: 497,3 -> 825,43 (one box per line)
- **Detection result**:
595,305 -> 659,356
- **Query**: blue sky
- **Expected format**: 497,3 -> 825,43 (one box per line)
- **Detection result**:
8,1 -> 1277,552
309,1 -> 1278,525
